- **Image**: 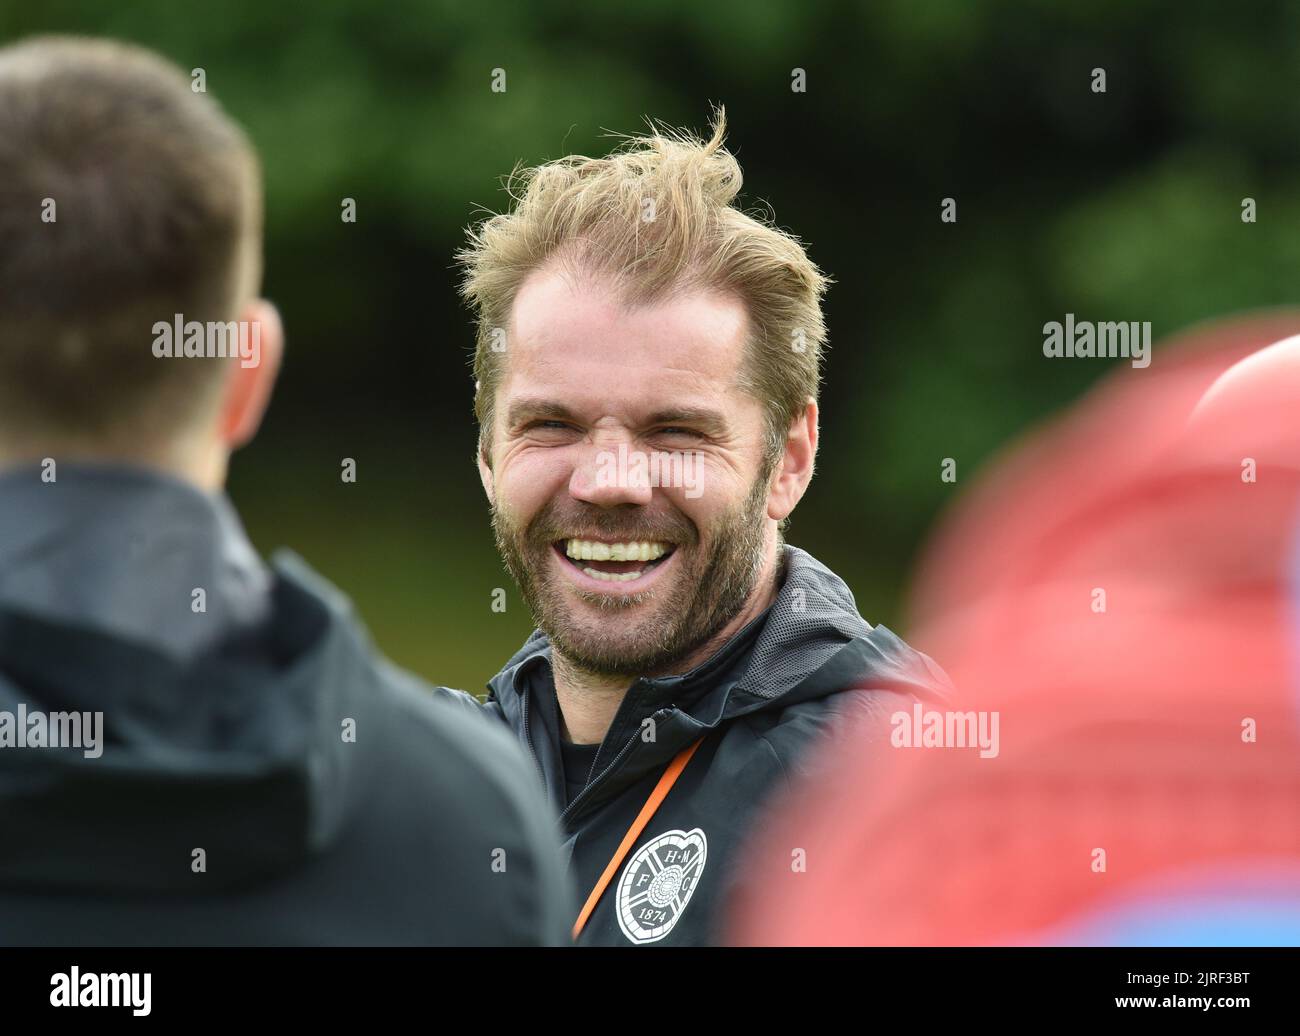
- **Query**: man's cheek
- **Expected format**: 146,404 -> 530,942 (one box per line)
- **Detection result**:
501,459 -> 568,514
493,475 -> 538,528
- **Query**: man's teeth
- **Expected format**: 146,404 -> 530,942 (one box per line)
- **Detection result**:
564,539 -> 670,563
581,566 -> 643,583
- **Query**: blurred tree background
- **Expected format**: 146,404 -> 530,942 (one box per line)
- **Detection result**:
5,0 -> 1299,693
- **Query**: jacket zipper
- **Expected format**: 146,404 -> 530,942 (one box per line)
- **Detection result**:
559,705 -> 673,827
559,730 -> 638,826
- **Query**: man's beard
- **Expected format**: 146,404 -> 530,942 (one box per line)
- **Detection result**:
490,466 -> 773,679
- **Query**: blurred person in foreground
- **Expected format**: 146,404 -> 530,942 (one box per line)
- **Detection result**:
441,110 -> 951,946
728,313 -> 1300,945
0,36 -> 572,946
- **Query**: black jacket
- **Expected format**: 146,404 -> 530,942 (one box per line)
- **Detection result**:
439,545 -> 952,946
0,467 -> 574,946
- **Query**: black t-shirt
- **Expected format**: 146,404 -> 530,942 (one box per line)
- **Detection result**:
559,738 -> 602,806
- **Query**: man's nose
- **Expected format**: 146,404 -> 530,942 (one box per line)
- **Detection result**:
568,440 -> 655,508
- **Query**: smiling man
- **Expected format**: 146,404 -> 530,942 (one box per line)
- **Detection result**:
452,110 -> 951,945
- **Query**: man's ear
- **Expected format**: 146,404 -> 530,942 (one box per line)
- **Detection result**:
476,439 -> 496,507
220,298 -> 283,450
767,398 -> 818,522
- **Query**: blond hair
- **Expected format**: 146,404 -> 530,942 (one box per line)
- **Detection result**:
457,108 -> 830,463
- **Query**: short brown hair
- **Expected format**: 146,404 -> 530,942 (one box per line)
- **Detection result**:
0,36 -> 262,452
457,108 -> 830,463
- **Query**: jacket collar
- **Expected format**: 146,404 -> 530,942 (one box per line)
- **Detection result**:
0,460 -> 271,661
484,544 -> 945,823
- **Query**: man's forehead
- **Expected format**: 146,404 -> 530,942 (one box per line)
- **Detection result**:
506,267 -> 749,383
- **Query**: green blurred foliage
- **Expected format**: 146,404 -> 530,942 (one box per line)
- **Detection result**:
4,0 -> 1297,691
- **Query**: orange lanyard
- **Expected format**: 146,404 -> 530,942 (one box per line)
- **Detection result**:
571,737 -> 704,941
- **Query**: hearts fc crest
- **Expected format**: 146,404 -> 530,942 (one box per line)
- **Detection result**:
616,828 -> 708,944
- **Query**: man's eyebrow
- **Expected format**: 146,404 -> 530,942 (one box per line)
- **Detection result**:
504,399 -> 578,427
644,407 -> 730,432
